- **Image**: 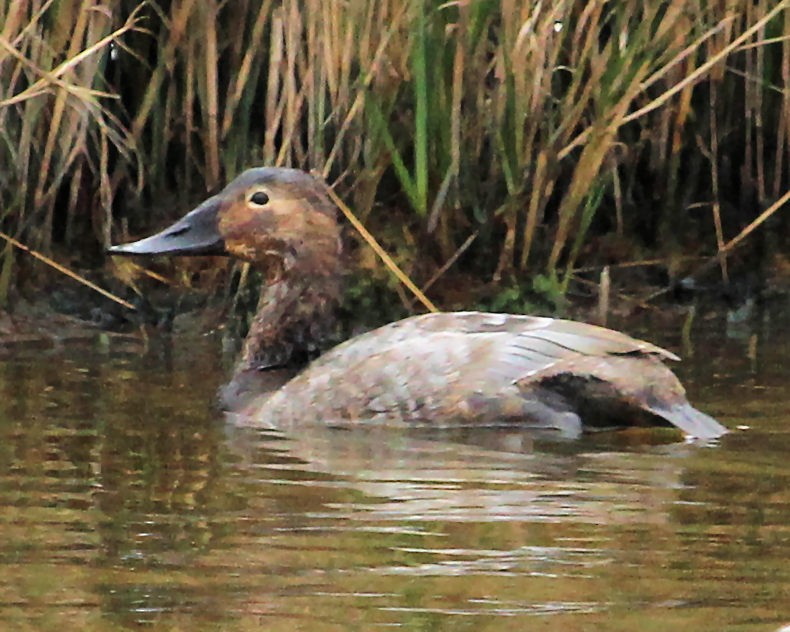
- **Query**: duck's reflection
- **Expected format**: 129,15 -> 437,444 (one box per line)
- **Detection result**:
0,334 -> 747,630
221,420 -> 693,528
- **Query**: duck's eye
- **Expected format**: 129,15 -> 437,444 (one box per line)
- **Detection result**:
248,191 -> 270,207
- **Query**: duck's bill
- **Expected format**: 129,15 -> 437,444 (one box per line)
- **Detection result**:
107,197 -> 226,257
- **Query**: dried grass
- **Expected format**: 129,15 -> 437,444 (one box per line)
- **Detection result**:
1,0 -> 788,307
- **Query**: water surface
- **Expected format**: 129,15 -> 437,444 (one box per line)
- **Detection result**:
1,306 -> 788,631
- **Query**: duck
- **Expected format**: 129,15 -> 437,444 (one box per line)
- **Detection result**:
108,167 -> 727,440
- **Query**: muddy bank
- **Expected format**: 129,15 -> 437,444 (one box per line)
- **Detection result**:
2,254 -> 787,362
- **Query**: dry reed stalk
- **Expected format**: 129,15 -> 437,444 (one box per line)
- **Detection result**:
557,13 -> 740,162
649,186 -> 790,305
2,0 -> 786,312
597,266 -> 610,327
708,81 -> 729,284
512,2 -> 568,271
720,188 -> 790,256
550,81 -> 648,273
263,11 -> 284,164
774,6 -> 790,199
276,0 -> 302,166
0,35 -> 124,106
201,0 -> 221,188
744,5 -> 757,210
623,3 -> 786,125
184,33 -> 196,192
1,3 -> 141,258
36,2 -> 97,252
755,3 -> 768,206
130,0 -> 196,141
320,176 -> 438,313
520,150 -> 550,270
0,230 -> 134,310
221,0 -> 271,139
35,2 -> 90,194
413,230 -> 478,305
304,0 -> 323,167
322,1 -> 410,179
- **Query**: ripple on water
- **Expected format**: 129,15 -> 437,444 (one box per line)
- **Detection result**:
0,321 -> 789,630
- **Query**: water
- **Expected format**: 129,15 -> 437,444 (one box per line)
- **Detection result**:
1,306 -> 789,631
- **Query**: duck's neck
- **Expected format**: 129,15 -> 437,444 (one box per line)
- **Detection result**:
236,241 -> 343,373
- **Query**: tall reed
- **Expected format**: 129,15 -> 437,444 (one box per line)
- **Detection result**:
0,2 -> 141,302
1,0 -> 787,308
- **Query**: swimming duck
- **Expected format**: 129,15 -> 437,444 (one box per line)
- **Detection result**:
108,167 -> 727,440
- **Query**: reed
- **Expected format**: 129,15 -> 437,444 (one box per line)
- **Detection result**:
0,1 -> 142,305
1,0 -> 788,310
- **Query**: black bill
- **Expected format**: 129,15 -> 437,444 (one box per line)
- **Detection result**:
107,196 -> 226,257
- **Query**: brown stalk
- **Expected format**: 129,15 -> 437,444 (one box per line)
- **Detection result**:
305,2 -> 319,165
263,11 -> 284,164
610,153 -> 624,237
0,5 -> 142,107
319,177 -> 438,313
319,0 -> 337,103
555,14 -> 610,159
1,0 -> 51,48
556,7 -> 778,163
415,231 -> 478,304
719,189 -> 790,256
773,6 -> 790,198
221,0 -> 272,139
708,80 -> 728,283
597,266 -> 610,327
130,0 -> 196,140
754,5 -> 766,205
743,8 -> 755,212
0,35 -> 120,107
202,0 -> 221,188
623,2 -> 785,124
277,1 -> 306,166
322,1 -> 410,179
573,256 -> 705,274
520,150 -> 548,270
549,101 -> 634,272
653,188 -> 790,302
35,2 -> 92,251
184,35 -> 196,191
338,3 -> 354,115
98,122 -> 113,250
277,77 -> 310,167
570,274 -> 657,312
0,231 -> 135,311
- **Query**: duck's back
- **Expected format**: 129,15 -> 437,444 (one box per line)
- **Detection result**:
243,311 -> 725,439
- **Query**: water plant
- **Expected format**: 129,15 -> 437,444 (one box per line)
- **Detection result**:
0,0 -> 787,312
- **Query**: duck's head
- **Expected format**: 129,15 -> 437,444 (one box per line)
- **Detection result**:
109,167 -> 341,282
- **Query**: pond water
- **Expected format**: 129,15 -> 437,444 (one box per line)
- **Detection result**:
0,304 -> 789,631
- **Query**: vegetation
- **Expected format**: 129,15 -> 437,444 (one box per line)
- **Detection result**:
1,0 -> 789,315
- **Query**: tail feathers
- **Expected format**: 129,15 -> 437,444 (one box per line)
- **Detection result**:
649,403 -> 727,440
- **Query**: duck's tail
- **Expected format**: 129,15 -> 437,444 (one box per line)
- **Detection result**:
648,403 -> 727,440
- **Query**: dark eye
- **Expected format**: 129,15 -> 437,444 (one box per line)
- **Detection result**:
249,191 -> 269,206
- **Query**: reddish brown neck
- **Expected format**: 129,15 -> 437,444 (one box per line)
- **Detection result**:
236,239 -> 343,373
